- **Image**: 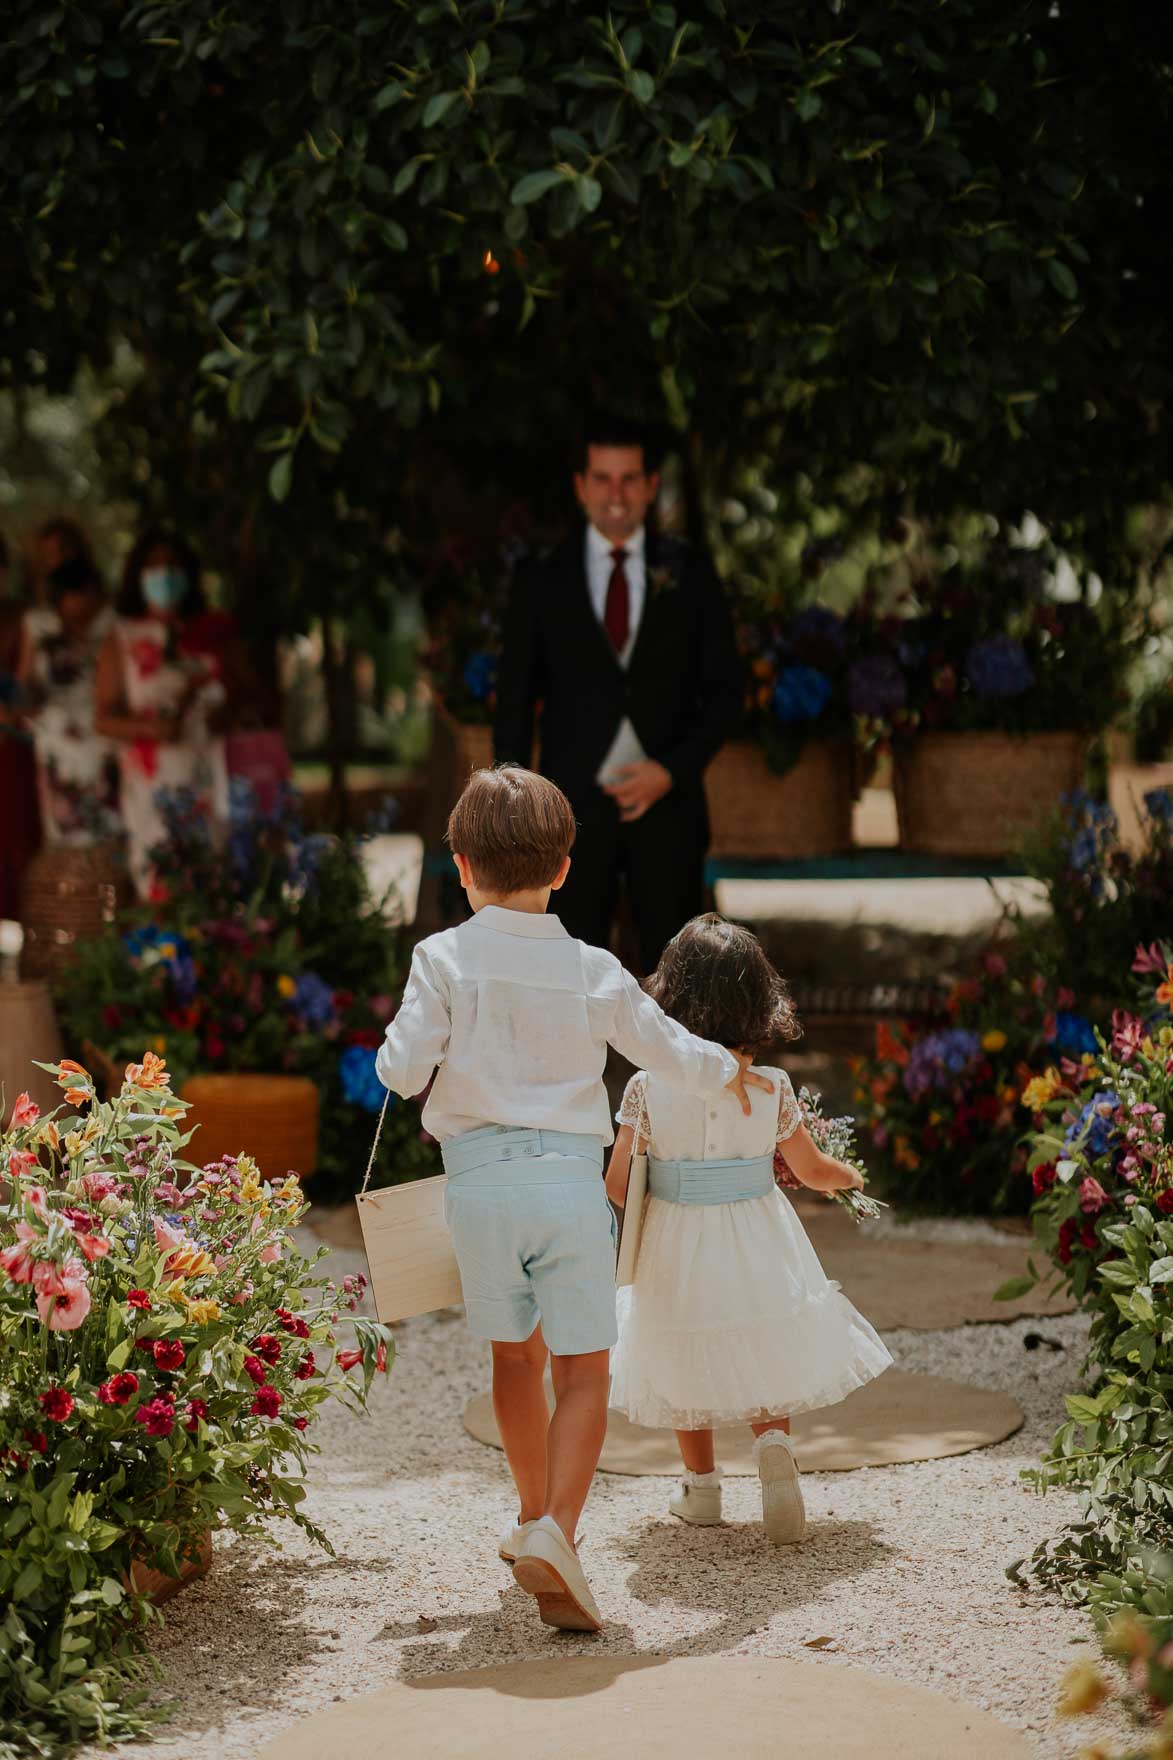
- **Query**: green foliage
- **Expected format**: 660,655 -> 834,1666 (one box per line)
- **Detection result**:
0,1059 -> 394,1753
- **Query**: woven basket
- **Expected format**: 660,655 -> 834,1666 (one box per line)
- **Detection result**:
893,731 -> 1087,858
19,842 -> 123,983
705,739 -> 854,861
179,1073 -> 320,1181
129,1527 -> 213,1605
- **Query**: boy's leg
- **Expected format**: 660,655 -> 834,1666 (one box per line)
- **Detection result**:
491,1323 -> 550,1524
545,1348 -> 611,1546
675,1427 -> 716,1473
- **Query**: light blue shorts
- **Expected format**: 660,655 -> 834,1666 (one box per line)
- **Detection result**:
441,1126 -> 616,1355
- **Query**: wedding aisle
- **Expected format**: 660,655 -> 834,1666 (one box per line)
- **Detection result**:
75,1224 -> 1133,1760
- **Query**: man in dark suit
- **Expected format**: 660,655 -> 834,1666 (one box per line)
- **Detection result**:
494,418 -> 742,969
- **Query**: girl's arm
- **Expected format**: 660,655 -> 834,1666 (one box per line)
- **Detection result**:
605,1124 -> 635,1208
778,1122 -> 864,1193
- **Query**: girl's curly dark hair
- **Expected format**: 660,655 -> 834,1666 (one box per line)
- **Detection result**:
644,913 -> 800,1051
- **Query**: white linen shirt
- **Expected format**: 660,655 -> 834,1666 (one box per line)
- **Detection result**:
375,904 -> 739,1142
585,522 -> 649,785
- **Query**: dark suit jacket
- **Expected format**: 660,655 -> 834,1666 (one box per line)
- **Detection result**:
493,529 -> 743,809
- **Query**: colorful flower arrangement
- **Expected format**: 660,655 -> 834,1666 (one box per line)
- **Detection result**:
1005,948 -> 1173,1753
775,1089 -> 886,1221
56,782 -> 440,1202
0,1055 -> 393,1751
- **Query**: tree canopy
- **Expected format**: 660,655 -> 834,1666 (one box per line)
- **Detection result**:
3,1 -> 1172,569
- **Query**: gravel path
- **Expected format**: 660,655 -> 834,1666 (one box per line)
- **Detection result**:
79,1229 -> 1134,1760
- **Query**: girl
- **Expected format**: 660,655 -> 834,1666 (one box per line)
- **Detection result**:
605,914 -> 893,1544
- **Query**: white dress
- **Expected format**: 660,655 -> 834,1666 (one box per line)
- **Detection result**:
609,1065 -> 893,1430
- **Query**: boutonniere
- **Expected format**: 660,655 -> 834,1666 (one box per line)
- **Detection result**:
648,563 -> 681,599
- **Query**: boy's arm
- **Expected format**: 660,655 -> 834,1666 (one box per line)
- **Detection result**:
374,944 -> 451,1099
609,971 -> 740,1096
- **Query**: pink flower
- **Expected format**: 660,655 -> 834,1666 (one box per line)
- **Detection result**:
230,1282 -> 254,1306
13,1166 -> 45,1200
1112,1011 -> 1144,1064
1056,987 -> 1076,1010
136,1396 -> 176,1437
153,1218 -> 185,1254
1079,1177 -> 1110,1215
36,1280 -> 92,1330
33,1256 -> 87,1299
82,1171 -> 119,1202
73,1231 -> 110,1263
0,1223 -> 39,1285
259,1241 -> 282,1265
184,1398 -> 208,1432
983,953 -> 1008,980
1132,941 -> 1168,975
1029,973 -> 1047,997
9,1092 -> 40,1129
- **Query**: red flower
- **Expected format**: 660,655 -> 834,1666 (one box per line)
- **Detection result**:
251,1334 -> 282,1365
136,1396 -> 176,1437
275,1308 -> 310,1339
375,1342 -> 388,1374
243,1355 -> 267,1385
1080,1222 -> 1099,1251
345,1028 -> 382,1049
1032,1162 -> 1058,1196
292,1416 -> 309,1431
295,1351 -> 317,1381
102,1003 -> 124,1031
39,1386 -> 74,1422
250,1385 -> 282,1418
97,1371 -> 140,1406
335,1348 -> 363,1372
127,1290 -> 152,1311
185,1398 -> 209,1432
1056,1218 -> 1078,1266
152,1338 -> 185,1371
134,1335 -> 156,1351
1156,1191 -> 1173,1215
23,1430 -> 47,1455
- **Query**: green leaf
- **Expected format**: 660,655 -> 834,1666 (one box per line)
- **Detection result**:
511,169 -> 566,205
627,69 -> 655,105
372,82 -> 403,113
577,175 -> 602,213
1065,1394 -> 1103,1424
850,46 -> 883,68
1149,1257 -> 1173,1283
269,452 -> 294,503
795,90 -> 823,122
100,1577 -> 124,1606
380,221 -> 408,252
993,1273 -> 1036,1303
423,91 -> 461,128
1047,258 -> 1079,300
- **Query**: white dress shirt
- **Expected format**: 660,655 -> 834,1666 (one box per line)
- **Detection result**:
585,522 -> 649,784
375,904 -> 739,1142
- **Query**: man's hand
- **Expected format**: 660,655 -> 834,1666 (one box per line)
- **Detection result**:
725,1049 -> 775,1117
603,759 -> 673,823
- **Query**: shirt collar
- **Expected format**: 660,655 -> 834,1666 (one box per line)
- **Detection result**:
586,522 -> 645,563
470,905 -> 570,939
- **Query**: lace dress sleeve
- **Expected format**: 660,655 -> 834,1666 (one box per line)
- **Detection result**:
616,1071 -> 649,1134
775,1070 -> 803,1144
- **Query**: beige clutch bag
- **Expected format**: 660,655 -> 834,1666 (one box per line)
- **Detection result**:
615,1082 -> 649,1289
354,1096 -> 464,1324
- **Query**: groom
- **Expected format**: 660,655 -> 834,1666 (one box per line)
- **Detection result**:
494,417 -> 742,968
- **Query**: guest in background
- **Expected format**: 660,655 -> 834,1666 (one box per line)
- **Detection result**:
0,533 -> 42,916
95,527 -> 253,895
18,556 -> 119,845
32,517 -> 92,597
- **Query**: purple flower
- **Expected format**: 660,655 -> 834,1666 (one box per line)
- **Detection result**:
291,972 -> 336,1027
964,636 -> 1034,699
847,655 -> 907,718
903,1029 -> 981,1099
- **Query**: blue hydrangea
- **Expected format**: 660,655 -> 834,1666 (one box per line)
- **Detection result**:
902,1029 -> 981,1099
290,972 -> 336,1027
772,664 -> 832,725
1052,1012 -> 1098,1056
964,636 -> 1034,699
1063,1089 -> 1121,1160
1144,788 -> 1173,826
463,652 -> 498,702
338,1045 -> 389,1114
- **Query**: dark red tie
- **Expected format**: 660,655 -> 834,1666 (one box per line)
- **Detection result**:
603,547 -> 630,655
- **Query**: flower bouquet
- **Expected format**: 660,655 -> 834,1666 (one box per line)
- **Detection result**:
775,1087 -> 887,1222
56,782 -> 441,1201
0,1054 -> 393,1751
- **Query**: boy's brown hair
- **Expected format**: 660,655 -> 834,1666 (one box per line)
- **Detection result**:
447,765 -> 576,896
645,913 -> 800,1051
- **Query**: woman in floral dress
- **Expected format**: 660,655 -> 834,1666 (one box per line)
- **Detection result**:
18,556 -> 120,845
95,528 -> 252,896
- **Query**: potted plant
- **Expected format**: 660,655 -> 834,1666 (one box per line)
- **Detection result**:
0,1053 -> 394,1751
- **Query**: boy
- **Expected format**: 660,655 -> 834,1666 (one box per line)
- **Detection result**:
376,765 -> 768,1633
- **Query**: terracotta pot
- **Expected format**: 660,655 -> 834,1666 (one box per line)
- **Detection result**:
704,739 -> 855,861
129,1528 -> 213,1605
179,1072 -> 320,1180
893,731 -> 1087,858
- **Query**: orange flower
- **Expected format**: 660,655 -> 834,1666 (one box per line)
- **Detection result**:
124,1050 -> 169,1091
55,1060 -> 93,1107
165,1244 -> 216,1280
1156,964 -> 1173,1008
875,1022 -> 909,1068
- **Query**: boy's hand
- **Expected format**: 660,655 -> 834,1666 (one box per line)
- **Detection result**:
725,1050 -> 774,1116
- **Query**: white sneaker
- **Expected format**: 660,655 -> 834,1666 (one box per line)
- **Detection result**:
512,1515 -> 602,1633
668,1470 -> 723,1526
498,1518 -> 536,1564
756,1432 -> 806,1544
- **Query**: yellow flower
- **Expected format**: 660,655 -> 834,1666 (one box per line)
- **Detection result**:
240,1173 -> 263,1204
1022,1068 -> 1063,1111
277,975 -> 297,999
157,941 -> 177,961
166,1244 -> 217,1280
928,1111 -> 942,1126
64,1130 -> 85,1158
183,1296 -> 222,1325
152,1036 -> 167,1055
893,1136 -> 920,1171
1057,1659 -> 1109,1718
37,1121 -> 60,1151
1001,1086 -> 1019,1107
981,1030 -> 1007,1053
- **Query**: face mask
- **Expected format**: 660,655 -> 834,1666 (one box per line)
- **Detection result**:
140,566 -> 189,611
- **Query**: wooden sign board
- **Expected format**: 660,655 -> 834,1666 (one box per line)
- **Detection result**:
356,1174 -> 464,1323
